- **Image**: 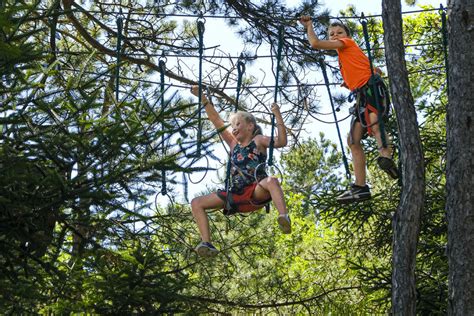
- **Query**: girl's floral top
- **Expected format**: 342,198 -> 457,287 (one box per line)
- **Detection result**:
230,140 -> 267,193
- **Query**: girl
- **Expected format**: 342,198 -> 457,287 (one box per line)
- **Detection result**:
190,85 -> 291,258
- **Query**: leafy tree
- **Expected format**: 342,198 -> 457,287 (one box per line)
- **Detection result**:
0,0 -> 455,314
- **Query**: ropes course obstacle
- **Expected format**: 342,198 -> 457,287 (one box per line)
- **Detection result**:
47,4 -> 449,202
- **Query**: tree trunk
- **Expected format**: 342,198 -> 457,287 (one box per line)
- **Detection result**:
446,0 -> 474,313
382,0 -> 425,314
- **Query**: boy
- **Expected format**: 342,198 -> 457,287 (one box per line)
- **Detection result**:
299,16 -> 398,203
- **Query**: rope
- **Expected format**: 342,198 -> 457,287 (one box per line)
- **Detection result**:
224,55 -> 245,193
52,40 -> 446,59
319,59 -> 351,180
268,25 -> 284,167
182,172 -> 189,203
115,13 -> 123,102
195,17 -> 206,157
235,54 -> 245,112
158,53 -> 167,195
360,13 -> 387,148
57,7 -> 442,20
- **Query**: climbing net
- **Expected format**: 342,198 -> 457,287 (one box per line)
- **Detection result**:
2,1 -> 448,204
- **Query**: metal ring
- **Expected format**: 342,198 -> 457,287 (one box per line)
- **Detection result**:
254,161 -> 283,183
159,56 -> 168,64
196,15 -> 206,24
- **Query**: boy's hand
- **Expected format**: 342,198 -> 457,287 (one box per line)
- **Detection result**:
299,16 -> 312,28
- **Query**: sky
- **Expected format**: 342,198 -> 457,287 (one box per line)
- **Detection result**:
159,0 -> 447,205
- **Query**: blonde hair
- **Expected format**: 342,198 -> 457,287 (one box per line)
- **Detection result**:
229,111 -> 263,136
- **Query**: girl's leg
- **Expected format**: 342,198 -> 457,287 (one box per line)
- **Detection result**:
253,177 -> 287,215
253,177 -> 291,233
191,193 -> 224,242
348,122 -> 367,186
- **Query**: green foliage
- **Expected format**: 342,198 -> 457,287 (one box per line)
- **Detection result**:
0,0 -> 449,314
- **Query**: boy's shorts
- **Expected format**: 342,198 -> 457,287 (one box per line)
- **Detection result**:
350,76 -> 391,136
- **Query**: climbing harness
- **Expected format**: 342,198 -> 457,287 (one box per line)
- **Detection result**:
349,74 -> 391,136
217,182 -> 271,215
218,140 -> 272,216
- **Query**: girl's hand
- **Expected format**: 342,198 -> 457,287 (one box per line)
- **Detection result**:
190,85 -> 199,97
271,103 -> 281,116
191,85 -> 209,104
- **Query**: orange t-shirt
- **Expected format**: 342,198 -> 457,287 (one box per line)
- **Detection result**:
337,38 -> 372,91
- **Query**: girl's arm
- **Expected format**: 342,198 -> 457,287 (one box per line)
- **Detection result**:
271,103 -> 287,148
299,16 -> 344,50
255,103 -> 287,149
191,85 -> 235,148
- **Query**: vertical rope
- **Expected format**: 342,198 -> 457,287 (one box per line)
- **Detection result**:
319,59 -> 351,180
235,54 -> 245,111
440,5 -> 449,90
268,25 -> 284,167
360,13 -> 387,148
183,172 -> 189,203
224,55 -> 246,193
159,53 -> 167,195
115,13 -> 123,102
195,18 -> 205,157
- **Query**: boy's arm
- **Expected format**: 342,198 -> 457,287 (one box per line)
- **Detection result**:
190,85 -> 235,147
299,16 -> 344,50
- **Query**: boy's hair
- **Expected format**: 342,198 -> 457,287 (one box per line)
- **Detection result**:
229,111 -> 263,136
329,21 -> 351,37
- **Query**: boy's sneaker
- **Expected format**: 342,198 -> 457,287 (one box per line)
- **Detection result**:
195,241 -> 219,258
277,214 -> 292,234
336,184 -> 371,204
377,156 -> 399,179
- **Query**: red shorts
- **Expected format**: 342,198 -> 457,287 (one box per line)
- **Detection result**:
216,183 -> 272,215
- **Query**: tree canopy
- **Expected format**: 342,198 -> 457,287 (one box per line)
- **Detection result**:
0,0 -> 455,314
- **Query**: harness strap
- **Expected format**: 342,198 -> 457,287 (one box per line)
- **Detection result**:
220,192 -> 271,216
355,79 -> 389,136
364,104 -> 379,136
217,183 -> 271,216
